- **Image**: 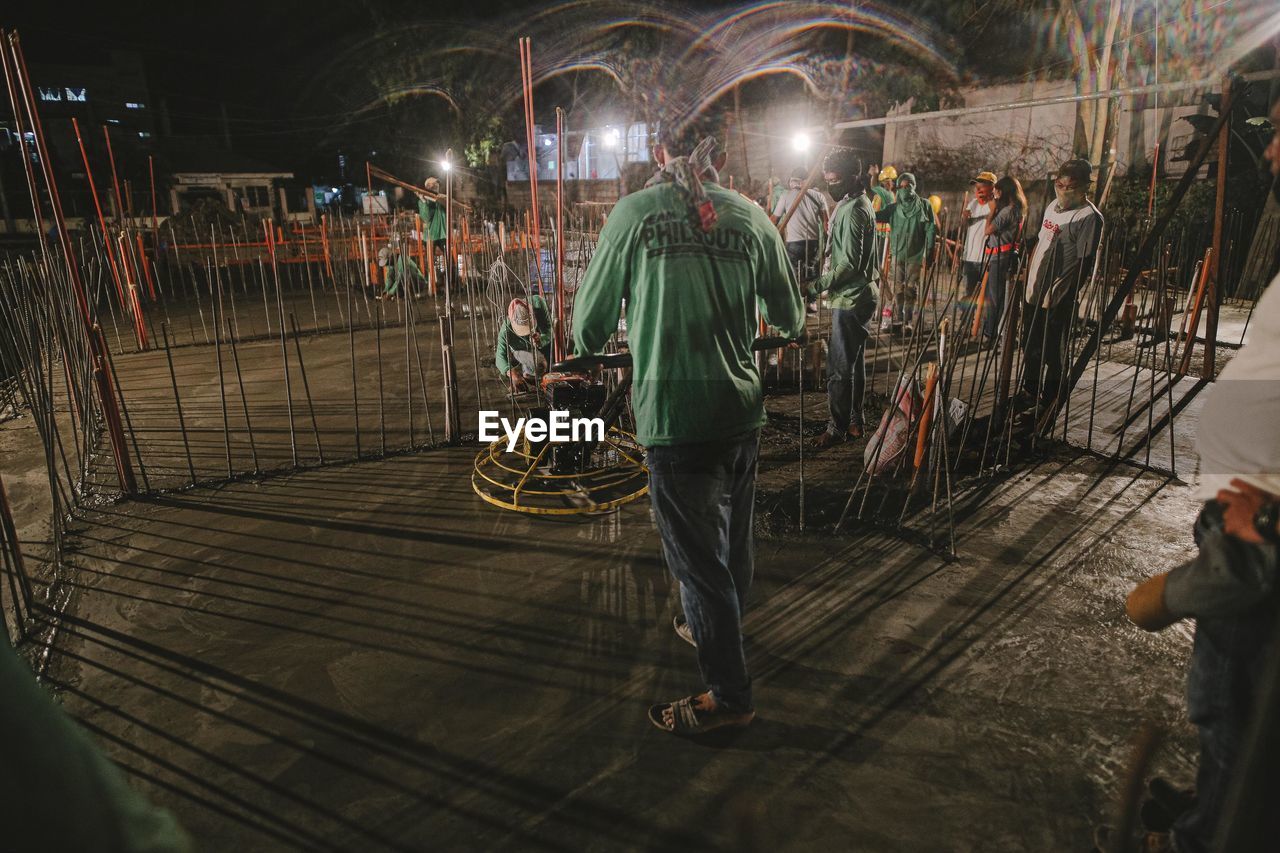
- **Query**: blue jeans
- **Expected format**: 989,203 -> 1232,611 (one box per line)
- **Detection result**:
958,260 -> 983,335
1172,503 -> 1278,853
646,431 -> 759,714
983,252 -> 1015,339
826,303 -> 875,435
786,239 -> 821,285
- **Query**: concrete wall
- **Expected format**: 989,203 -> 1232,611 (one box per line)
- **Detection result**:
881,77 -> 1216,190
505,179 -> 626,214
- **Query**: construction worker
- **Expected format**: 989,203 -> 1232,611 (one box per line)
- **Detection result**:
417,177 -> 448,283
876,172 -> 938,335
811,149 -> 879,448
2,636 -> 192,852
573,118 -> 803,737
377,243 -> 425,300
870,165 -> 897,320
495,296 -> 550,392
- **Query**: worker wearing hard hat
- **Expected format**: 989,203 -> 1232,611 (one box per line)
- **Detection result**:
870,165 -> 896,277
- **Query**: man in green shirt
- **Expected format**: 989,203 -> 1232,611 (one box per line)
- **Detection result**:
377,244 -> 425,300
573,119 -> 803,736
876,172 -> 937,334
811,149 -> 880,448
417,176 -> 448,283
495,295 -> 551,392
2,637 -> 192,852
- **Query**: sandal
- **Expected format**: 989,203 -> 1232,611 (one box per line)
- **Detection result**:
647,695 -> 755,736
812,431 -> 844,450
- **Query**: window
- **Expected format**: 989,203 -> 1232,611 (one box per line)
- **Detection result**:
65,87 -> 87,102
37,86 -> 62,102
627,123 -> 650,163
138,131 -> 151,138
125,102 -> 145,109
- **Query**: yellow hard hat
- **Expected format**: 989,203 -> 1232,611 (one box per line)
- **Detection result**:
928,194 -> 942,215
878,165 -> 898,183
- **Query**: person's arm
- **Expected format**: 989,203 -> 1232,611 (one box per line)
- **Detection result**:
874,202 -> 895,223
770,192 -> 789,226
756,225 -> 805,339
494,325 -> 514,376
572,217 -> 631,355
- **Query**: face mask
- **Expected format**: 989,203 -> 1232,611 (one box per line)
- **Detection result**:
826,177 -> 847,198
897,185 -> 915,201
1055,186 -> 1084,208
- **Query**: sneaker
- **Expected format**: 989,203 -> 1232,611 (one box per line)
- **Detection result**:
673,615 -> 696,648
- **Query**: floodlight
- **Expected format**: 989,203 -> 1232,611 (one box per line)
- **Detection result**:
791,132 -> 811,153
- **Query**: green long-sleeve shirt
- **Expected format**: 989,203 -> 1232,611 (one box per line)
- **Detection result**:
418,197 -> 447,242
573,181 -> 804,446
383,255 -> 424,295
495,295 -> 551,375
876,198 -> 937,263
808,193 -> 879,311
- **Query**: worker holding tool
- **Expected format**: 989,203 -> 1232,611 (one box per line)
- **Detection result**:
417,176 -> 449,282
572,116 -> 803,738
495,296 -> 551,393
810,148 -> 880,448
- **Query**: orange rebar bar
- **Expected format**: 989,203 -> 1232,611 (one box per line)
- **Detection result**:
117,232 -> 148,350
148,153 -> 158,241
416,213 -> 426,272
136,232 -> 157,300
102,124 -> 126,224
553,106 -> 566,361
1147,142 -> 1160,219
321,213 -> 332,276
970,267 -> 989,338
71,117 -> 126,308
520,37 -> 544,292
1177,247 -> 1212,377
913,362 -> 938,470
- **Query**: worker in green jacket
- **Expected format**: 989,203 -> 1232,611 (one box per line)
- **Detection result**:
810,149 -> 880,447
2,637 -> 192,852
377,244 -> 425,300
417,176 -> 448,284
574,118 -> 803,738
496,295 -> 551,392
875,171 -> 937,334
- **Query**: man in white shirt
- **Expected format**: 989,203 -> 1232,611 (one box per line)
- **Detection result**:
960,170 -> 995,331
1018,159 -> 1103,414
772,167 -> 830,313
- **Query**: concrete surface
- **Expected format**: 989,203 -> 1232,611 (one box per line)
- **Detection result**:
26,444 -> 1198,851
0,284 -> 1215,851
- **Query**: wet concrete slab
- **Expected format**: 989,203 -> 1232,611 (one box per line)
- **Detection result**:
44,442 -> 1200,851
